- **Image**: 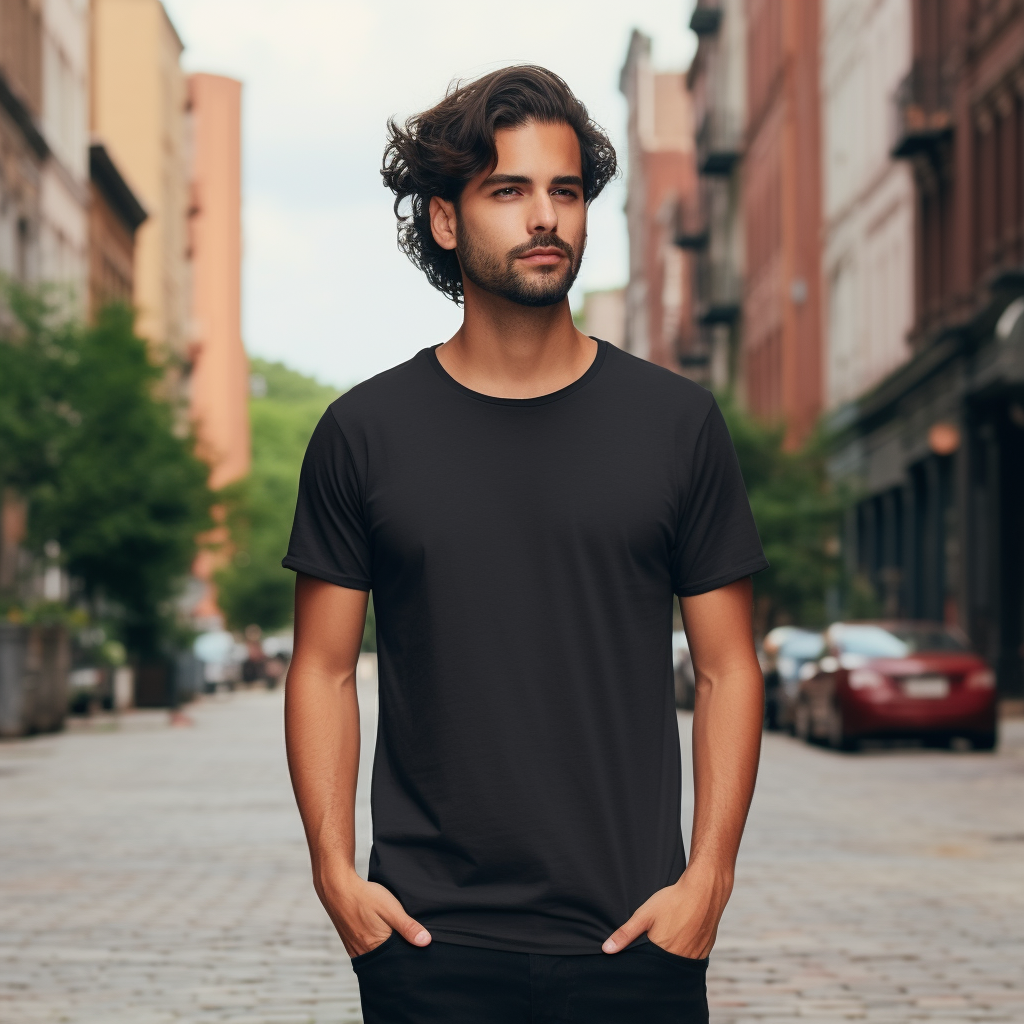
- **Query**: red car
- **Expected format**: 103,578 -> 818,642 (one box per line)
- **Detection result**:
794,621 -> 998,751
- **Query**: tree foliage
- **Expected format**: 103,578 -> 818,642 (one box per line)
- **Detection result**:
214,359 -> 339,633
0,286 -> 213,652
717,395 -> 844,631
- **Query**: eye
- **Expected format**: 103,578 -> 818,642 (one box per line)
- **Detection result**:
494,187 -> 520,197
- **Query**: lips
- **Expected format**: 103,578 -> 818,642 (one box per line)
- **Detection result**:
518,247 -> 566,264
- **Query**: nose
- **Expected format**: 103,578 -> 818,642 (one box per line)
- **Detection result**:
526,191 -> 558,236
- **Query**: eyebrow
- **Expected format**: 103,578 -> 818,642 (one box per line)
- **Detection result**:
479,173 -> 584,189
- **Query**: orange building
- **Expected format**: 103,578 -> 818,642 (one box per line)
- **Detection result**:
743,0 -> 823,447
186,73 -> 250,626
186,73 -> 249,491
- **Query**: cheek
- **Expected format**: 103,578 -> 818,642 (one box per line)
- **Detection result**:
460,206 -> 523,255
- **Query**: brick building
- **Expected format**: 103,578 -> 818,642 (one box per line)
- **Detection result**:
833,0 -> 1024,696
742,0 -> 823,446
0,0 -> 45,286
620,30 -> 699,372
683,0 -> 747,389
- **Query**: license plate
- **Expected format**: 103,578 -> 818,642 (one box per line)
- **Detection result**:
903,676 -> 949,699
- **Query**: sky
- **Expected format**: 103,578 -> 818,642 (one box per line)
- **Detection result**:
164,0 -> 698,388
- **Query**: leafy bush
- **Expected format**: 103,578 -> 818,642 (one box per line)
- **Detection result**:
215,359 -> 339,633
717,395 -> 844,631
0,286 -> 213,654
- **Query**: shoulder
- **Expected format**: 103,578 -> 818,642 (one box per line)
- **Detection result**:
600,343 -> 715,424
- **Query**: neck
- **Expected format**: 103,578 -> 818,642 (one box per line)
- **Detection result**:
436,282 -> 597,399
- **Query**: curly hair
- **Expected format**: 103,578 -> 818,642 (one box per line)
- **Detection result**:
381,65 -> 618,305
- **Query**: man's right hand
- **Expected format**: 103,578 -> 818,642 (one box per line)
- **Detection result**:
316,863 -> 432,957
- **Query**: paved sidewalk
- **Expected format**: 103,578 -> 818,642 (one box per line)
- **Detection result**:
1,666 -> 1022,1023
693,719 -> 1024,1023
0,665 -> 378,1024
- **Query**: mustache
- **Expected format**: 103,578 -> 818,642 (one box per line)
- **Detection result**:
506,233 -> 576,264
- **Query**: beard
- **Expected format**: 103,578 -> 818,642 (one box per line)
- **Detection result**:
456,227 -> 584,307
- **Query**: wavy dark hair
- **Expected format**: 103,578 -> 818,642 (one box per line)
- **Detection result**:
381,65 -> 617,305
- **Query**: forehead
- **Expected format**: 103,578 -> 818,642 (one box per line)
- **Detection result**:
491,120 -> 582,173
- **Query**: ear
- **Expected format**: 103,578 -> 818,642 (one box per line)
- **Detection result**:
429,197 -> 458,251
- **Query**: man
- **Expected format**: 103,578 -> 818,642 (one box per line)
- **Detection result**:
283,65 -> 767,1023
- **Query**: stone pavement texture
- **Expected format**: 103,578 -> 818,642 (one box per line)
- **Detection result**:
1,661 -> 1022,1023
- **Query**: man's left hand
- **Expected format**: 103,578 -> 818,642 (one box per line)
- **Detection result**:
601,866 -> 732,958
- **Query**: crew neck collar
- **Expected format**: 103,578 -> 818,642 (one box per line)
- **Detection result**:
425,337 -> 608,407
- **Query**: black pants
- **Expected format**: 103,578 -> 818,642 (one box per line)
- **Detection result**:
353,934 -> 710,1023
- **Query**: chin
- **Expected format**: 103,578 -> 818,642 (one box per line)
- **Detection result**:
504,270 -> 575,308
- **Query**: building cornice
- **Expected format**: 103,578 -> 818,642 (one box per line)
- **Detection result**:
89,143 -> 147,231
0,69 -> 49,160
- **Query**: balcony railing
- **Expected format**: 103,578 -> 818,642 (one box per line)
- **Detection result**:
689,0 -> 723,35
697,110 -> 743,176
673,197 -> 708,250
891,59 -> 952,159
694,260 -> 742,325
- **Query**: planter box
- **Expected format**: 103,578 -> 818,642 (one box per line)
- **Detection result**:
0,623 -> 70,738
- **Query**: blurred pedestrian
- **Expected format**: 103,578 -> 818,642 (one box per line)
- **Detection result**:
283,65 -> 767,1024
242,624 -> 266,685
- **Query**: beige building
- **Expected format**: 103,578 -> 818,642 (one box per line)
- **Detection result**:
819,0 -> 917,411
822,0 -> 915,410
90,0 -> 188,356
39,0 -> 89,305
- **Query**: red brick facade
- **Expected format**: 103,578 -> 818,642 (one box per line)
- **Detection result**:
743,0 -> 822,447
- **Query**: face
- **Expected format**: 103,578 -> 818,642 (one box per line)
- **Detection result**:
430,120 -> 587,307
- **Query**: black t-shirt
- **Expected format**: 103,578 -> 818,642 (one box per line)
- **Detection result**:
284,339 -> 767,955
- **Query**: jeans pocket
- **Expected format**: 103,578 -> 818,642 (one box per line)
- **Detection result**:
644,937 -> 710,968
350,930 -> 399,969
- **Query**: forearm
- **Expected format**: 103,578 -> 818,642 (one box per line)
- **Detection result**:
284,659 -> 361,882
688,659 -> 763,884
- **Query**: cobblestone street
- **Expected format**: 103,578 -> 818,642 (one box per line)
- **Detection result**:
2,664 -> 1023,1023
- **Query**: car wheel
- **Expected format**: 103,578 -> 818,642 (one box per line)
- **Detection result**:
794,700 -> 812,744
826,703 -> 857,752
971,731 -> 997,752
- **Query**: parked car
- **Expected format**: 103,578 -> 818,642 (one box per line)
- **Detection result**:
192,630 -> 244,693
762,628 -> 824,731
672,630 -> 696,710
794,621 -> 997,751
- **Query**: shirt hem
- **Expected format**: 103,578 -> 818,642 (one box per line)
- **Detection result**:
280,556 -> 371,592
674,556 -> 770,598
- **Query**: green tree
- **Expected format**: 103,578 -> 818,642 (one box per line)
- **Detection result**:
215,359 -> 339,633
0,286 -> 213,654
717,395 -> 844,632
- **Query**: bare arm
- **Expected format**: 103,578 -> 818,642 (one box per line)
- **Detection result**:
603,577 -> 762,956
285,572 -> 431,955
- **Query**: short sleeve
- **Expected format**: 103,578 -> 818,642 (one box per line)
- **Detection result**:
281,409 -> 372,591
671,400 -> 768,597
